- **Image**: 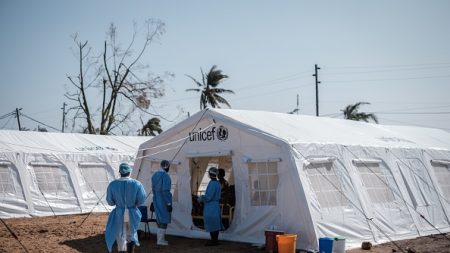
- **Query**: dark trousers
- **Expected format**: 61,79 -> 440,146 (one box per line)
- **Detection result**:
210,231 -> 219,242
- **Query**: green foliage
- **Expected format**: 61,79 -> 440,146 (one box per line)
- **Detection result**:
139,117 -> 163,136
341,102 -> 378,123
186,65 -> 234,110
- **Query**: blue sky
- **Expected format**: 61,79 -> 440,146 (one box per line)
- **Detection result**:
1,1 -> 449,133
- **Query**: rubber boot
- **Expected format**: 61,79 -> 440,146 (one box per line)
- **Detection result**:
126,241 -> 135,253
157,228 -> 168,246
205,231 -> 219,246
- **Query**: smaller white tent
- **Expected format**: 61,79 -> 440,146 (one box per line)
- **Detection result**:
0,130 -> 149,218
133,108 -> 450,251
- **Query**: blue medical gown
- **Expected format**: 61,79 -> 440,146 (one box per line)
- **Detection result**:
201,180 -> 223,232
151,170 -> 172,224
105,178 -> 146,252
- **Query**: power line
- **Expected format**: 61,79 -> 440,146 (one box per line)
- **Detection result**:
151,95 -> 198,105
233,72 -> 312,92
0,111 -> 15,120
157,63 -> 448,111
378,117 -> 450,131
1,114 -> 14,129
373,111 -> 450,115
320,100 -> 450,106
321,113 -> 342,117
20,112 -> 62,132
27,108 -> 60,116
231,83 -> 312,103
324,74 -> 450,83
323,65 -> 450,76
168,70 -> 312,103
325,62 -> 450,70
153,73 -> 313,105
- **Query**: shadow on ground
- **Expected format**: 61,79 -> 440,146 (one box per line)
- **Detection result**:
62,234 -> 107,252
62,233 -> 264,253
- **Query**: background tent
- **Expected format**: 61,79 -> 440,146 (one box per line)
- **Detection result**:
0,130 -> 149,218
133,108 -> 450,250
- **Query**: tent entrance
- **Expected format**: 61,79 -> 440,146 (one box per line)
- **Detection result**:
189,155 -> 235,230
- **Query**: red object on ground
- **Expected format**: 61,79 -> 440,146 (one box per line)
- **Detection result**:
265,230 -> 285,252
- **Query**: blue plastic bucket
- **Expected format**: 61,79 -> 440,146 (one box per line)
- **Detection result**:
319,237 -> 334,253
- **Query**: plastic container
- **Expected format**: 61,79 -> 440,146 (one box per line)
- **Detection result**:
333,236 -> 345,253
265,230 -> 285,252
276,234 -> 297,253
319,237 -> 334,253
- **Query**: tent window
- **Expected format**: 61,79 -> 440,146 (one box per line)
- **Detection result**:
432,162 -> 450,197
248,161 -> 278,206
151,162 -> 178,202
355,163 -> 395,204
305,163 -> 348,208
79,164 -> 111,195
33,165 -> 71,194
0,164 -> 15,195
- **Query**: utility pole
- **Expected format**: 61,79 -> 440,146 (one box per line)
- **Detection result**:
313,64 -> 320,117
15,108 -> 22,130
296,94 -> 299,114
61,102 -> 67,132
313,64 -> 321,117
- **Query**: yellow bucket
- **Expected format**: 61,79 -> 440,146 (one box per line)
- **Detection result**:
276,234 -> 297,253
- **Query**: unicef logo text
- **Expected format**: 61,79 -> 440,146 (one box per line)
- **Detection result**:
188,126 -> 229,142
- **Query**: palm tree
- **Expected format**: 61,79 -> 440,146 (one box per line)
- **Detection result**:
140,117 -> 163,136
341,102 -> 378,123
186,65 -> 234,110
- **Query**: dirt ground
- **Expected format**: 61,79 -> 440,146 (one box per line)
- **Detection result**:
0,213 -> 449,253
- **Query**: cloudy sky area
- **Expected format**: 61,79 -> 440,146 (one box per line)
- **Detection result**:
1,1 -> 449,133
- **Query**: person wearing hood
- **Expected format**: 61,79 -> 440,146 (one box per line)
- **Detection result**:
199,167 -> 224,246
105,163 -> 146,253
151,159 -> 173,246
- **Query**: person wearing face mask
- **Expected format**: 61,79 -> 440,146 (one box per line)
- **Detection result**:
105,163 -> 146,253
151,159 -> 173,246
199,167 -> 223,246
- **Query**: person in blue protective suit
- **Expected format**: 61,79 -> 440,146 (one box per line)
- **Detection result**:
105,163 -> 146,253
151,159 -> 173,246
200,167 -> 223,246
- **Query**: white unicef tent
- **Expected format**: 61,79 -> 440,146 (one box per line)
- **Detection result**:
133,108 -> 450,250
0,130 -> 149,218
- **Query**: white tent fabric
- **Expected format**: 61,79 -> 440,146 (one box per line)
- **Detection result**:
0,130 -> 149,218
133,108 -> 450,251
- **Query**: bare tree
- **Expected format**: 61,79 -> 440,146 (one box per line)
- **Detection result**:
65,20 -> 172,135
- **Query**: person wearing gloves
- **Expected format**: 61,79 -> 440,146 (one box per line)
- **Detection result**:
105,163 -> 146,253
151,159 -> 173,246
199,167 -> 224,246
